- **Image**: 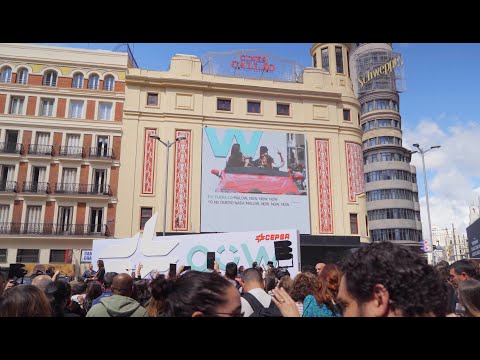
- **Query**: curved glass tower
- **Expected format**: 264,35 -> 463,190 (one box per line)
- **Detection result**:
350,43 -> 422,248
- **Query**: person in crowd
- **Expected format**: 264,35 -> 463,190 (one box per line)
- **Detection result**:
467,259 -> 480,280
132,279 -> 151,308
449,259 -> 477,286
315,262 -> 326,276
70,281 -> 88,312
224,262 -> 242,291
87,273 -> 147,317
0,272 -> 6,296
337,241 -> 447,317
93,259 -> 106,284
290,272 -> 318,316
264,273 -> 277,295
0,285 -> 52,317
82,264 -> 97,280
277,275 -> 293,295
301,265 -> 317,275
240,268 -> 272,317
302,264 -> 341,317
457,279 -> 480,317
434,260 -> 457,314
83,281 -> 103,313
146,274 -> 167,317
237,266 -> 245,280
154,270 -> 241,317
44,280 -> 80,317
92,272 -> 118,306
32,274 -> 53,292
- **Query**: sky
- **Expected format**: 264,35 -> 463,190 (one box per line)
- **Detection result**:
39,43 -> 480,237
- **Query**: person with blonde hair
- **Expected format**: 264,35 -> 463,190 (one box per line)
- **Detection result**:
458,279 -> 480,317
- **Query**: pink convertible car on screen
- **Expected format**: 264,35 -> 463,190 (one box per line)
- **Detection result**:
210,166 -> 305,195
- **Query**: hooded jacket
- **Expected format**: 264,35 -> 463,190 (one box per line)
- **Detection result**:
86,294 -> 148,317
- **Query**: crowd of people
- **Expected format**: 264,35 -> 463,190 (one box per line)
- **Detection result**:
0,242 -> 479,317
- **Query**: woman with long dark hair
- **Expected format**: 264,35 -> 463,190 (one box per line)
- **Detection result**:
93,260 -> 105,284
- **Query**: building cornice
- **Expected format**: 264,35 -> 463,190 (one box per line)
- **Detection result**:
0,84 -> 125,100
123,111 -> 363,136
0,116 -> 123,133
126,75 -> 359,106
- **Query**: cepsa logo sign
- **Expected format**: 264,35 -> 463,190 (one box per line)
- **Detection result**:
256,232 -> 290,243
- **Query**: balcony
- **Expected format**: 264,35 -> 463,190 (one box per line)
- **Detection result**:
89,147 -> 114,159
0,180 -> 18,192
57,146 -> 84,158
0,142 -> 23,155
55,183 -> 111,196
22,181 -> 50,194
28,144 -> 53,156
0,223 -> 109,236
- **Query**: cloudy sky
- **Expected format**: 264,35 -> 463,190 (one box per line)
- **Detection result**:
40,43 -> 480,236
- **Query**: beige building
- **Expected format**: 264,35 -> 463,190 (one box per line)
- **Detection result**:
116,43 -> 368,264
0,43 -> 129,275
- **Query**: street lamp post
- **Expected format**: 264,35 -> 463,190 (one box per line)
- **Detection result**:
150,134 -> 186,236
412,143 -> 441,264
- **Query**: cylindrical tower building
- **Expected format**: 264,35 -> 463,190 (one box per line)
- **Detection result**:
349,43 -> 422,248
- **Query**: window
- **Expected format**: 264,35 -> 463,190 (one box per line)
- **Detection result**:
0,205 -> 9,223
57,206 -> 73,232
0,249 -> 6,263
140,207 -> 153,230
44,71 -> 57,86
88,74 -> 99,90
50,249 -> 67,263
0,66 -> 12,83
69,100 -> 84,118
16,249 -> 39,263
312,53 -> 317,68
347,51 -> 350,77
98,103 -> 112,120
321,48 -> 329,71
343,109 -> 351,121
247,101 -> 261,114
217,98 -> 231,111
72,73 -> 84,89
9,96 -> 24,114
350,214 -> 358,234
40,98 -> 54,116
277,103 -> 290,116
335,46 -> 344,74
17,68 -> 28,84
147,93 -> 158,106
104,75 -> 115,91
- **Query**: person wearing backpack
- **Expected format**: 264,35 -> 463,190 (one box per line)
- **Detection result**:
240,268 -> 282,317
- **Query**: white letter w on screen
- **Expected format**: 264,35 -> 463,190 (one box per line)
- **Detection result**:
204,128 -> 263,158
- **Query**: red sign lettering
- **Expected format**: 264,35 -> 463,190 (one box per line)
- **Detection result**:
231,54 -> 275,72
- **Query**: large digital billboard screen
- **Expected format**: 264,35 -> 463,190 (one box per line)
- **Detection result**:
201,127 -> 310,233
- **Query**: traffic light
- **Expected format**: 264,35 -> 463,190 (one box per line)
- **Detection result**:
433,245 -> 437,251
274,240 -> 293,260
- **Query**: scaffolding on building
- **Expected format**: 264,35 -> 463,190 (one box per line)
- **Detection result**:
112,43 -> 138,68
201,49 -> 304,83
